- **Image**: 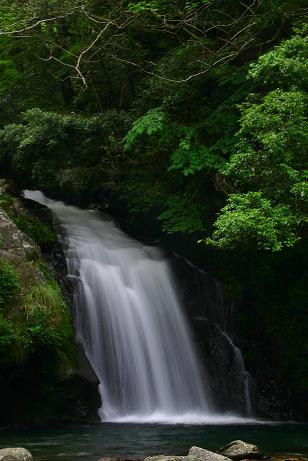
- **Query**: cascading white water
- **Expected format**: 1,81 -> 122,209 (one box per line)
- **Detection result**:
24,190 -> 256,424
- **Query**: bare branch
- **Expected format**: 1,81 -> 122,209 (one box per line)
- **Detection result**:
0,0 -> 265,87
0,7 -> 82,36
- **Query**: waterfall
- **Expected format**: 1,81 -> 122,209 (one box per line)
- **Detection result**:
24,190 -> 255,424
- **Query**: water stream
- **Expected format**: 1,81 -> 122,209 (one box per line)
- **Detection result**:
24,190 -> 253,424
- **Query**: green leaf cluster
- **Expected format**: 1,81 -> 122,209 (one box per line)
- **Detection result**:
207,192 -> 299,251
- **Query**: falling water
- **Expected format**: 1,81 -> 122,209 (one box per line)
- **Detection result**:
24,190 -> 255,424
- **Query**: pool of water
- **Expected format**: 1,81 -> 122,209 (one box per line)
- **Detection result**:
1,423 -> 308,461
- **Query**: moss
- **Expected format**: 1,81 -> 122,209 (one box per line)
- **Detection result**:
0,277 -> 74,373
13,215 -> 57,249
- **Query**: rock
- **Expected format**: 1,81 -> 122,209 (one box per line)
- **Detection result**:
144,451 -> 231,461
219,441 -> 261,460
0,448 -> 32,461
269,456 -> 308,461
189,447 -> 231,461
0,207 -> 40,259
144,457 -> 193,461
98,458 -> 142,461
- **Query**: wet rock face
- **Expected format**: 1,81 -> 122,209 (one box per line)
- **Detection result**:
219,441 -> 262,460
20,196 -> 73,298
171,258 -> 252,415
0,447 -> 32,461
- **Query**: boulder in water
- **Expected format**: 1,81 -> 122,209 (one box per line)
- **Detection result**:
0,448 -> 32,461
98,458 -> 142,461
219,441 -> 261,459
188,447 -> 231,461
144,457 -> 194,461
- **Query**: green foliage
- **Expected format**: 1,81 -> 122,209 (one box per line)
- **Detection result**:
23,281 -> 73,357
127,0 -> 212,15
207,192 -> 299,251
124,107 -> 166,150
0,313 -> 30,365
168,127 -> 225,176
127,1 -> 160,13
14,215 -> 57,248
0,258 -> 20,306
0,192 -> 14,215
0,59 -> 21,95
158,192 -> 205,233
0,272 -> 73,370
208,31 -> 307,252
225,89 -> 307,200
249,33 -> 308,89
0,108 -> 129,201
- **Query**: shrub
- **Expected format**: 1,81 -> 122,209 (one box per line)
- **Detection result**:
0,258 -> 20,307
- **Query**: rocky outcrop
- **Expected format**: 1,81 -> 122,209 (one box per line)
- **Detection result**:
0,186 -> 101,427
0,448 -> 32,461
219,441 -> 261,460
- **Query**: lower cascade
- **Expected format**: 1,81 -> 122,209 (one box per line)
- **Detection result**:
24,190 -> 253,424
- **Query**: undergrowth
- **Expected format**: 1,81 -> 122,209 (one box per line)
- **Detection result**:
14,215 -> 57,248
0,258 -> 20,307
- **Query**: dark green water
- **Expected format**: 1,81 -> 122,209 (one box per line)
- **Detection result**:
1,423 -> 308,461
